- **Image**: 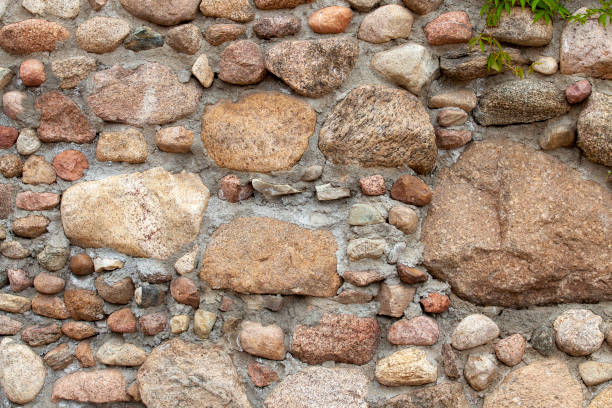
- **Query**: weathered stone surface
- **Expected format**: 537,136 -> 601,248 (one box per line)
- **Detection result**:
376,348 -> 437,386
381,382 -> 469,408
360,174 -> 386,195
566,79 -> 592,104
1,241 -> 29,259
441,50 -> 528,81
475,80 -> 569,126
308,6 -> 353,34
483,359 -> 583,408
377,283 -> 415,318
75,341 -> 95,367
0,67 -> 12,90
348,204 -> 384,226
64,289 -> 104,321
193,309 -> 216,338
61,321 -> 96,340
388,316 -> 439,346
249,363 -> 279,387
465,354 -> 496,391
319,85 -> 436,174
35,91 -> 95,143
202,92 -> 315,172
371,43 -> 439,95
402,0 -> 442,15
347,238 -> 385,260
22,0 -> 79,18
429,90 -> 477,112
533,56 -> 558,75
0,294 -> 31,313
358,5 -> 413,44
421,292 -> 450,313
96,129 -> 147,163
138,339 -> 251,408
97,340 -> 147,366
192,54 -> 214,87
155,126 -> 193,153
76,17 -> 130,54
422,139 -> 612,307
560,8 -> 612,79
13,215 -> 49,238
438,108 -> 468,127
532,325 -> 555,356
7,269 -> 32,292
52,369 -> 130,403
169,315 -> 189,334
201,217 -> 340,297
0,316 -> 23,335
425,11 -> 472,45
577,93 -> 612,166
0,184 -> 13,219
94,257 -> 123,272
452,314 -> 499,350
53,150 -> 89,181
37,245 -> 70,271
315,183 -> 350,201
200,0 -> 254,23
21,323 -> 61,346
491,7 -> 553,46
255,0 -> 313,9
0,127 -> 18,149
539,120 -> 575,150
124,26 -> 164,52
219,40 -> 266,85
205,24 -> 246,46
107,308 -> 136,333
95,276 -> 134,305
291,314 -> 380,365
389,206 -> 419,235
590,385 -> 612,408
44,343 -> 73,370
240,321 -> 286,360
120,0 -> 200,26
22,155 -> 56,185
265,37 -> 359,98
2,91 -> 27,121
140,313 -> 166,335
579,361 -> 612,386
61,168 -> 209,259
0,154 -> 22,178
16,128 -> 40,155
87,63 -> 202,126
553,309 -> 604,356
0,19 -> 69,55
254,15 -> 301,39
442,343 -> 460,379
334,290 -> 372,304
218,175 -> 253,203
347,0 -> 379,11
0,338 -> 46,404
343,270 -> 383,287
166,24 -> 201,55
264,366 -> 368,408
495,334 -> 525,366
32,294 -> 70,319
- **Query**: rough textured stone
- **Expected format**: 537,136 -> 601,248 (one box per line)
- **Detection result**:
483,359 -> 583,408
52,369 -> 130,403
347,0 -> 379,11
0,67 -> 12,90
0,19 -> 69,55
0,127 -> 18,149
381,382 -> 468,408
376,348 -> 437,386
218,175 -> 253,203
201,217 -> 340,296
95,276 -> 134,305
120,0 -> 200,26
429,90 -> 477,112
452,314 -> 499,350
75,341 -> 95,367
124,26 -> 164,52
308,6 -> 353,34
465,354 -> 496,391
32,294 -> 69,319
200,0 -> 254,23
22,155 -> 56,185
170,277 -> 199,308
192,54 -> 214,88
16,192 -> 59,211
0,155 -> 21,178
155,126 -> 193,153
377,283 -> 415,318
358,5 -> 413,44
61,168 -> 209,259
76,17 -> 130,54
107,308 -> 137,333
14,215 -> 49,239
21,323 -> 61,346
291,314 -> 379,365
1,241 -> 29,259
89,0 -> 107,11
265,37 -> 359,98
0,316 -> 23,335
205,24 -> 246,45
590,385 -> 612,408
254,15 -> 301,39
475,80 -> 569,126
438,108 -> 468,127
343,270 -> 383,287
264,366 -> 368,408
248,363 -> 279,387
420,292 -> 451,313
19,59 -> 46,86
553,309 -> 604,356
315,184 -> 350,201
397,264 -> 428,284
347,238 -> 385,260
560,8 -> 612,79
491,7 -> 553,46
53,150 -> 89,181
334,290 -> 372,304
219,40 -> 266,85
37,245 -> 70,271
388,316 -> 439,346
0,338 -> 46,404
202,92 -> 315,173
566,79 -> 592,104
359,175 -> 386,195
7,269 -> 32,292
441,50 -> 528,81
61,322 -> 96,340
391,175 -> 432,206
425,11 -> 472,45
0,294 -> 30,314
255,0 -> 313,9
52,56 -> 97,89
138,339 -> 251,408
96,129 -> 147,164
166,24 -> 201,55
22,0 -> 80,18
388,206 -> 419,235
442,343 -> 460,379
577,93 -> 612,166
16,128 -> 41,155
240,321 -> 286,360
35,91 -> 95,144
64,289 -> 104,321
579,361 -> 612,386
402,0 -> 442,15
87,63 -> 202,126
97,340 -> 146,366
348,204 -> 384,226
169,315 -> 189,334
531,325 -> 555,356
193,309 -> 216,338
422,139 -> 612,307
135,286 -> 166,308
319,85 -> 436,174
44,343 -> 73,370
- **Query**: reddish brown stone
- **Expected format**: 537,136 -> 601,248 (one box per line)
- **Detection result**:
139,312 -> 167,336
64,289 -> 105,321
107,308 -> 137,333
291,313 -> 380,365
75,341 -> 95,367
254,15 -> 301,39
0,19 -> 70,55
334,290 -> 373,304
16,191 -> 60,211
248,363 -> 279,387
45,343 -> 73,370
359,175 -> 386,196
343,270 -> 384,287
397,264 -> 428,284
391,175 -> 432,206
8,269 -> 32,292
32,294 -> 70,319
0,315 -> 23,335
33,273 -> 65,295
70,254 -> 94,276
495,334 -> 526,367
0,154 -> 22,178
424,11 -> 472,45
155,126 -> 194,153
51,369 -> 130,403
12,215 -> 50,238
61,321 -> 97,340
219,40 -> 266,85
170,277 -> 200,308
388,316 -> 440,345
0,126 -> 18,149
20,59 -> 46,86
420,292 -> 451,313
435,128 -> 473,150
566,79 -> 592,104
21,323 -> 62,346
218,175 -> 254,203
35,92 -> 95,144
308,6 -> 353,34
219,296 -> 234,312
442,343 -> 460,379
377,283 -> 415,318
52,150 -> 89,181
95,276 -> 134,305
204,24 -> 246,46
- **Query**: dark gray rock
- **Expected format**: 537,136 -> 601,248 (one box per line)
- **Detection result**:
124,26 -> 164,52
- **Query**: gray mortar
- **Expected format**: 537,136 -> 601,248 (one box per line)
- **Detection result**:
0,0 -> 611,407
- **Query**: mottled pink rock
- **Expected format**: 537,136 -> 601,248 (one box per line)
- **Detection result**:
218,175 -> 254,203
495,334 -> 526,366
424,11 -> 472,45
51,369 -> 130,403
16,192 -> 60,211
219,40 -> 266,85
139,312 -> 167,336
566,79 -> 592,104
342,270 -> 384,287
52,150 -> 89,181
0,127 -> 18,149
107,309 -> 137,333
420,292 -> 451,313
359,175 -> 386,196
248,363 -> 279,387
35,92 -> 95,144
435,129 -> 472,150
19,59 -> 46,86
0,19 -> 70,55
8,269 -> 32,292
2,91 -> 26,120
388,316 -> 440,345
155,126 -> 194,153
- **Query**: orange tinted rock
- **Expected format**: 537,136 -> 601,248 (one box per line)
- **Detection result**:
248,363 -> 279,387
13,215 -> 49,238
377,283 -> 415,318
308,6 -> 353,34
107,308 -> 137,333
388,316 -> 439,346
32,294 -> 70,319
70,254 -> 94,276
435,129 -> 472,150
51,369 -> 130,403
0,126 -> 18,149
343,270 -> 384,287
53,150 -> 89,181
64,289 -> 105,321
22,155 -> 56,185
239,321 -> 286,360
0,19 -> 69,55
359,175 -> 386,196
204,24 -> 246,46
391,175 -> 432,206
16,191 -> 60,211
19,59 -> 46,86
219,40 -> 266,85
420,292 -> 450,313
170,277 -> 200,308
155,126 -> 194,153
44,343 -> 73,370
139,312 -> 166,336
75,341 -> 95,367
424,11 -> 472,45
95,276 -> 134,305
61,322 -> 96,340
21,323 -> 61,346
0,154 -> 22,178
397,264 -> 428,284
35,91 -> 95,144
218,175 -> 253,203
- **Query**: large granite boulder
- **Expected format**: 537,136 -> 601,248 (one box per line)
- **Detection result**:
422,139 -> 611,307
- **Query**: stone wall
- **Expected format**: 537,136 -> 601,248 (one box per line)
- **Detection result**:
0,0 -> 611,407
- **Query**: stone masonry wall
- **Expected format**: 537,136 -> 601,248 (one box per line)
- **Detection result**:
0,0 -> 611,407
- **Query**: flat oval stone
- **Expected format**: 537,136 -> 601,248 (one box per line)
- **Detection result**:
491,7 -> 553,46
0,338 -> 46,404
451,314 -> 500,350
240,321 -> 286,360
254,15 -> 301,39
51,369 -> 130,403
120,0 -> 200,26
218,40 -> 266,85
424,11 -> 472,45
76,17 -> 130,54
200,0 -> 254,23
358,4 -> 413,44
0,19 -> 69,55
308,6 -> 353,34
553,309 -> 604,356
255,0 -> 314,9
202,92 -> 316,173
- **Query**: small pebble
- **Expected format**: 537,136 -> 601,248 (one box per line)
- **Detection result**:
397,264 -> 428,284
19,59 -> 46,87
76,17 -> 130,54
170,277 -> 200,308
8,269 -> 33,292
464,354 -> 496,391
218,175 -> 253,203
219,40 -> 266,85
22,156 -> 56,185
107,308 -> 137,333
359,174 -> 386,195
16,129 -> 40,155
389,206 -> 419,234
342,270 -> 384,287
44,343 -> 73,370
248,363 -> 279,387
420,292 -> 450,313
204,24 -> 246,46
174,245 -> 199,275
578,361 -> 612,386
390,175 -> 431,206
37,245 -> 70,271
0,154 -> 23,178
170,315 -> 190,334
13,215 -> 49,238
301,165 -> 323,182
388,316 -> 439,346
166,24 -> 202,55
0,126 -> 18,149
451,314 -> 500,350
192,54 -> 214,88
442,343 -> 460,379
139,312 -> 166,336
531,325 -> 555,356
316,183 -> 350,201
70,254 -> 94,276
437,108 -> 468,127
124,26 -> 164,52
239,321 -> 286,360
532,56 -> 558,75
193,309 -> 216,339
52,150 -> 89,181
377,283 -> 415,318
2,91 -> 26,120
566,79 -> 592,104
93,257 -> 124,272
308,6 -> 353,34
75,341 -> 95,367
134,285 -> 165,308
348,203 -> 384,226
494,334 -> 526,366
61,322 -> 96,340
254,15 -> 301,39
155,126 -> 194,153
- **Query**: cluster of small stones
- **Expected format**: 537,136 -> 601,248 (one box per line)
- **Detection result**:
0,0 -> 611,407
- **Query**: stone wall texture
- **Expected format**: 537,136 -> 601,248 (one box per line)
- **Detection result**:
0,0 -> 611,407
